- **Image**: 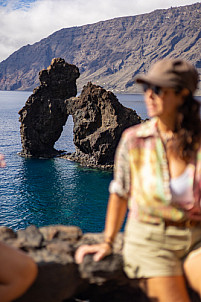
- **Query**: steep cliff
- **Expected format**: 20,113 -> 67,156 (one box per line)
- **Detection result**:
0,3 -> 200,93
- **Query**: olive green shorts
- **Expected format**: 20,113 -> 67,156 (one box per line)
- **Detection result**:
123,219 -> 201,279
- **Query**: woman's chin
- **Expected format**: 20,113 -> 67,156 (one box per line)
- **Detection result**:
147,111 -> 157,118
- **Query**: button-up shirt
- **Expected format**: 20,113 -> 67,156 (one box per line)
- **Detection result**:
109,117 -> 201,223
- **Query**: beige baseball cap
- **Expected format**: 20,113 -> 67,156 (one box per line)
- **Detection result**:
135,58 -> 199,94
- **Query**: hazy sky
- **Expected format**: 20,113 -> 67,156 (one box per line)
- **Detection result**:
0,0 -> 199,62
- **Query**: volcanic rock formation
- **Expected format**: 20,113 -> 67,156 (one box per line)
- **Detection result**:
18,58 -> 80,158
65,82 -> 141,169
19,59 -> 141,167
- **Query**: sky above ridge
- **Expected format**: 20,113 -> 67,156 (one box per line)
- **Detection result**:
0,0 -> 199,62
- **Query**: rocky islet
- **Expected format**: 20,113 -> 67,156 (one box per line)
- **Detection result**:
18,58 -> 80,158
19,57 -> 141,169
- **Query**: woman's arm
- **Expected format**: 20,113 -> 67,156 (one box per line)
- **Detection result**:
104,193 -> 128,244
75,131 -> 130,264
75,193 -> 128,263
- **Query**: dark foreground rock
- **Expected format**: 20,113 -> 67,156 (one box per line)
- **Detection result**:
65,82 -> 141,169
0,225 -> 199,302
18,58 -> 80,158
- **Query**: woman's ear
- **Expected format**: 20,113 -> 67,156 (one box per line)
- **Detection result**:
181,88 -> 190,97
177,88 -> 190,106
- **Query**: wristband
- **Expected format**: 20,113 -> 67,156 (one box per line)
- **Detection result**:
104,237 -> 113,248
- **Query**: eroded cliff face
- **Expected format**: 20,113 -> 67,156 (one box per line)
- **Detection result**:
18,58 -> 80,158
19,59 -> 141,168
0,3 -> 200,93
65,82 -> 141,169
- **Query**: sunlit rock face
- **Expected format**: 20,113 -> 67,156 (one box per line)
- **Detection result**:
0,3 -> 201,94
65,82 -> 142,169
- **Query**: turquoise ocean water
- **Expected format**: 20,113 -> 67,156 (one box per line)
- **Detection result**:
1,91 -> 200,233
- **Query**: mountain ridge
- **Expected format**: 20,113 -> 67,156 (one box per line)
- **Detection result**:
0,3 -> 201,94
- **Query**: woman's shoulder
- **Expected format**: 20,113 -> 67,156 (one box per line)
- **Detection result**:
123,118 -> 157,140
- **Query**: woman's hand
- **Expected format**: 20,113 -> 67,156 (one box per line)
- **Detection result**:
75,194 -> 127,264
186,205 -> 201,221
75,242 -> 112,264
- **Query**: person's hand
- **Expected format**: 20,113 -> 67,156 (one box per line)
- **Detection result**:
186,205 -> 201,221
0,154 -> 6,168
75,242 -> 112,264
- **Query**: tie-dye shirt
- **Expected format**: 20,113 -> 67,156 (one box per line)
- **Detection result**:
109,117 -> 201,223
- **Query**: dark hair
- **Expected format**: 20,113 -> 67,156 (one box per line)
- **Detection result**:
173,92 -> 201,162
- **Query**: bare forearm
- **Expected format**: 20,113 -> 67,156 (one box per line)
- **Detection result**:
104,193 -> 128,243
75,193 -> 128,263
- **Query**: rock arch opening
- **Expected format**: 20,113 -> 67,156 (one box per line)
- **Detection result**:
18,58 -> 142,169
54,115 -> 75,153
18,58 -> 79,158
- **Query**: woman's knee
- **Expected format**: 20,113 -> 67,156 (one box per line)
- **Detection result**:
0,243 -> 37,285
184,252 -> 201,297
0,244 -> 38,301
146,276 -> 190,302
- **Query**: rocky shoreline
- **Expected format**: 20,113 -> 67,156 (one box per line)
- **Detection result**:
61,152 -> 114,171
0,225 -> 198,302
0,225 -> 146,302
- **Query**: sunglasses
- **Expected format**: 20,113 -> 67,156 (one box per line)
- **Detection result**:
142,84 -> 162,96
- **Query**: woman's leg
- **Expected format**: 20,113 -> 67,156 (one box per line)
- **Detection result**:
0,242 -> 38,302
146,275 -> 190,302
184,247 -> 201,297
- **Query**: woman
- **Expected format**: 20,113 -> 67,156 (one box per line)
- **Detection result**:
75,58 -> 201,302
0,154 -> 38,302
